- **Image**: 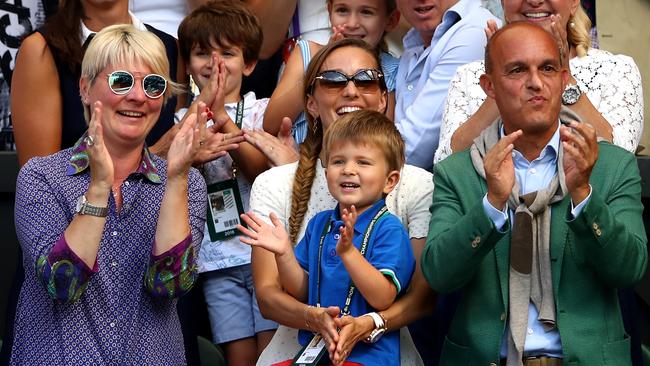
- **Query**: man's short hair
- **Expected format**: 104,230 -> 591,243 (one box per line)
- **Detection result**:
484,21 -> 563,74
178,0 -> 263,65
323,110 -> 405,172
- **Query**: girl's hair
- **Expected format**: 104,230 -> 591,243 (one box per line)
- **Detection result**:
42,0 -> 85,74
568,5 -> 592,57
326,0 -> 397,53
288,38 -> 386,244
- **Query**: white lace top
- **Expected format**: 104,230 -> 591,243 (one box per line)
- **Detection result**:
435,48 -> 644,164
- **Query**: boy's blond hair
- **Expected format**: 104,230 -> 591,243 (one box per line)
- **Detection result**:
323,110 -> 405,173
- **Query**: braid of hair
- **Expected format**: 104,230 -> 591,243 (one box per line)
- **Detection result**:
288,120 -> 323,244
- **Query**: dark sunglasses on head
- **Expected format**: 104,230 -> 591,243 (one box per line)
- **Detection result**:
313,68 -> 384,94
107,70 -> 167,99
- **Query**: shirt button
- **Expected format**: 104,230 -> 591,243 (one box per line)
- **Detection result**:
530,168 -> 537,174
527,328 -> 533,335
112,231 -> 118,236
124,181 -> 130,186
333,234 -> 340,240
109,322 -> 116,328
407,84 -> 414,91
111,261 -> 118,267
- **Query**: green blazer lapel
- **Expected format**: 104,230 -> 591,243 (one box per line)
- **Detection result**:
550,198 -> 571,296
494,234 -> 511,309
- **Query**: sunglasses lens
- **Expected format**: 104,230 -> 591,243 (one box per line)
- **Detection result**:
352,70 -> 381,92
108,71 -> 133,95
143,74 -> 167,99
317,71 -> 348,91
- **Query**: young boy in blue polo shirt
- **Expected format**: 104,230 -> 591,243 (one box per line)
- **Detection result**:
239,110 -> 415,366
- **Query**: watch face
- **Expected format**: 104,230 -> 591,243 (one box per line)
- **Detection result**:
369,328 -> 385,343
562,85 -> 581,105
75,195 -> 85,213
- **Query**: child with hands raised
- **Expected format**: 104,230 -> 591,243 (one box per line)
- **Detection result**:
239,110 -> 415,366
176,2 -> 276,365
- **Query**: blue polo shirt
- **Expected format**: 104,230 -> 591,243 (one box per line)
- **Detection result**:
294,199 -> 415,365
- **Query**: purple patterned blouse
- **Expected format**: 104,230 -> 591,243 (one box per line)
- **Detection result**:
11,136 -> 206,365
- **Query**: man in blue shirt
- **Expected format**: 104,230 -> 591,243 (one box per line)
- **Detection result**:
422,22 -> 647,366
394,0 -> 499,171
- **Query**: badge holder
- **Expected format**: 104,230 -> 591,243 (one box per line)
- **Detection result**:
292,333 -> 327,366
206,163 -> 246,241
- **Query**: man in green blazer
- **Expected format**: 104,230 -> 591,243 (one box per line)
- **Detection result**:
422,22 -> 647,366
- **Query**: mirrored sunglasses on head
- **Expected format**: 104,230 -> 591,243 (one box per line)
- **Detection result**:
313,68 -> 384,93
107,70 -> 167,99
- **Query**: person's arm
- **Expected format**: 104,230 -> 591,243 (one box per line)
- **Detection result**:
15,102 -> 112,304
385,91 -> 396,121
248,167 -> 342,346
239,211 -> 309,300
244,0 -> 298,59
561,123 -> 647,286
263,41 -> 319,136
11,32 -> 62,166
145,110 -> 207,298
336,207 -> 398,311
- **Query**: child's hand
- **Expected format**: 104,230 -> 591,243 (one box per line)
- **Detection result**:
329,24 -> 346,44
336,206 -> 358,257
238,211 -> 291,256
196,52 -> 229,124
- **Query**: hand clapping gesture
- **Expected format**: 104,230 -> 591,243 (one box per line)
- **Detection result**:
238,211 -> 292,256
86,101 -> 114,192
336,206 -> 358,257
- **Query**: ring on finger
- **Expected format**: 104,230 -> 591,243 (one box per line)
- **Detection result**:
84,135 -> 95,147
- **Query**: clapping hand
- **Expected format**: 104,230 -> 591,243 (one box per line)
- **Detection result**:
243,116 -> 299,167
561,121 -> 597,204
336,206 -> 358,257
238,211 -> 292,256
86,101 -> 114,191
484,129 -> 522,210
167,102 -> 201,178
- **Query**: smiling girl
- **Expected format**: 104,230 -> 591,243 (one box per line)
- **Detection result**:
263,0 -> 400,143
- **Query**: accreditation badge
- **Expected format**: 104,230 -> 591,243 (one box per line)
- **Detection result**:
206,179 -> 246,241
292,334 -> 327,366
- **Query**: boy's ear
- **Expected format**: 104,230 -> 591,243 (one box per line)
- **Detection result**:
243,60 -> 258,77
382,170 -> 400,195
385,10 -> 401,33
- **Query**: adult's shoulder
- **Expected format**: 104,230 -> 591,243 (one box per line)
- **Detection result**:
433,149 -> 473,175
573,48 -> 640,73
253,161 -> 299,189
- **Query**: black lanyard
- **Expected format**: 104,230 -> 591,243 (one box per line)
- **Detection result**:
234,98 -> 244,129
315,205 -> 388,316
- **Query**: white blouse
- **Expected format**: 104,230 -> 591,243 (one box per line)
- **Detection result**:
435,48 -> 644,165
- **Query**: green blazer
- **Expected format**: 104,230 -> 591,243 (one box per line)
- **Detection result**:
422,142 -> 648,366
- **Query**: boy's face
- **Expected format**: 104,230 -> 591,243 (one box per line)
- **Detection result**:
328,0 -> 399,49
325,141 -> 400,215
187,39 -> 256,103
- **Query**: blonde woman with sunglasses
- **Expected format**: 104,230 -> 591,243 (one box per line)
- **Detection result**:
10,25 -> 206,365
248,39 -> 434,366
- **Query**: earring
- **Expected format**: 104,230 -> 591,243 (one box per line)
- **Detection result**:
312,120 -> 319,135
569,21 -> 576,28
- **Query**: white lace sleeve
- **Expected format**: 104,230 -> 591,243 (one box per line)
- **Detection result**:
574,50 -> 644,153
388,165 -> 433,239
248,163 -> 296,228
434,61 -> 487,165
